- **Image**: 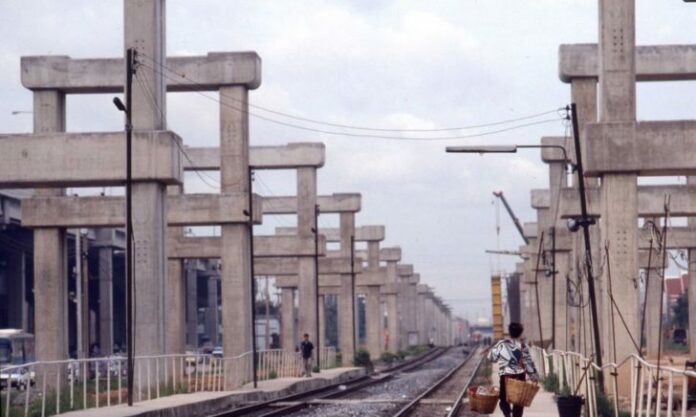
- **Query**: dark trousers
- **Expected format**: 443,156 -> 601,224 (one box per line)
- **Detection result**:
499,374 -> 526,417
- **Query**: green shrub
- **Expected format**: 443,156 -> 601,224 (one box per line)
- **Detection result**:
395,350 -> 407,361
335,352 -> 342,367
380,351 -> 398,364
354,348 -> 374,373
312,365 -> 320,373
268,370 -> 278,379
542,371 -> 560,393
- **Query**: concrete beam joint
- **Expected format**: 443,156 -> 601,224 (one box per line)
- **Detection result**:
559,44 -> 696,83
184,143 -> 325,171
0,131 -> 183,188
21,52 -> 262,92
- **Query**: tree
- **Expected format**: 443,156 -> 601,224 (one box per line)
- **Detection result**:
673,292 -> 688,329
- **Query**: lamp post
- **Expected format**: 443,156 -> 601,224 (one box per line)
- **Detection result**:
446,120 -> 605,392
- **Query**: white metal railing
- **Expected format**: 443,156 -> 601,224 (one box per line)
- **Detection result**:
1,346 -> 337,417
530,346 -> 696,417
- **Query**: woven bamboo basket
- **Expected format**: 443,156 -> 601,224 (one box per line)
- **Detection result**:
505,378 -> 539,407
468,386 -> 500,414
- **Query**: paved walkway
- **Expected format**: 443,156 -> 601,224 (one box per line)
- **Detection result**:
57,367 -> 364,417
490,364 -> 558,417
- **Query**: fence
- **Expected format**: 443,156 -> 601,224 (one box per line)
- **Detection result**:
529,346 -> 696,417
1,346 -> 337,417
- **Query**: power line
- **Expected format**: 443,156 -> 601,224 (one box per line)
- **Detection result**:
137,59 -> 564,141
139,52 -> 564,134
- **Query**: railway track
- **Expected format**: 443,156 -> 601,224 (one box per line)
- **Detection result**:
392,347 -> 484,417
211,346 -> 448,417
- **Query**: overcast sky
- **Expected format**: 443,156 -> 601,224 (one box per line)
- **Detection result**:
2,1 -> 695,321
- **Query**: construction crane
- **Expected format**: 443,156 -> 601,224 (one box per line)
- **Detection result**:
493,191 -> 529,245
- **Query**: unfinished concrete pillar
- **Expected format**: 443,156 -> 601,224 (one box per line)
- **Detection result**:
416,285 -> 427,345
385,261 -> 399,351
165,184 -> 186,354
205,276 -> 218,346
96,229 -> 114,355
220,84 -> 253,386
689,176 -> 696,357
597,0 -> 639,395
186,261 -> 198,348
365,241 -> 382,359
281,287 -> 295,350
124,0 -> 169,358
32,90 -> 68,388
339,212 -> 356,365
319,294 -> 326,347
296,167 -> 318,350
645,239 -> 663,358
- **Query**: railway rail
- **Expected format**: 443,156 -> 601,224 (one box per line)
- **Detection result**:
212,346 -> 449,417
392,347 -> 484,417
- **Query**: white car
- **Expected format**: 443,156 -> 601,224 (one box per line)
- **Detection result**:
0,366 -> 35,390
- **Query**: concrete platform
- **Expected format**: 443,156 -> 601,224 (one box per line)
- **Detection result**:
57,367 -> 364,417
493,390 -> 557,417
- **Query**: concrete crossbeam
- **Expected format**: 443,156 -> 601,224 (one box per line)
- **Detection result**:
21,52 -> 262,92
638,227 -> 696,249
277,225 -> 384,242
584,121 -> 696,176
327,247 -> 401,262
523,222 -> 538,239
559,44 -> 696,83
21,193 -> 263,227
262,193 -> 361,214
255,257 -> 362,277
546,184 -> 696,218
168,235 -> 326,259
0,131 -> 182,188
397,264 -> 414,276
185,143 -> 325,170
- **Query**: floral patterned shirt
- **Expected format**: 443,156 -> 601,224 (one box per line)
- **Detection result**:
488,338 -> 537,377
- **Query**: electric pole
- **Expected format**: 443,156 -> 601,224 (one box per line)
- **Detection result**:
312,204 -> 321,372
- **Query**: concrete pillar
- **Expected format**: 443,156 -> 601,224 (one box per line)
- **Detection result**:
281,287 -> 295,350
645,247 -> 663,358
219,84 -> 253,387
688,176 -> 696,358
386,261 -> 399,351
416,288 -> 426,345
96,229 -> 114,355
598,1 -> 639,396
206,276 -> 219,346
32,90 -> 68,389
554,253 -> 570,351
186,262 -> 198,348
365,285 -> 381,359
524,237 -> 540,344
165,184 -> 186,355
319,294 -> 326,347
296,167 -> 318,349
569,78 -> 599,356
365,241 -> 382,359
339,212 -> 356,365
125,0 -> 168,358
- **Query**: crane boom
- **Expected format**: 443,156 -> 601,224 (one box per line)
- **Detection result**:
493,191 -> 530,245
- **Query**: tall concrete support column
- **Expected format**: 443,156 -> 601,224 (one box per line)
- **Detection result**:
296,167 -> 318,348
365,241 -> 382,359
598,0 -> 639,395
206,276 -> 219,346
365,286 -> 381,359
386,261 -> 399,351
339,212 -> 356,365
570,78 -> 599,356
548,160 -> 570,351
186,262 -> 198,348
219,85 -> 253,386
281,287 -> 295,350
524,237 -> 540,344
96,229 -> 114,355
689,176 -> 696,357
165,185 -> 186,354
32,90 -> 68,388
318,294 -> 326,348
416,287 -> 427,345
125,0 -> 169,358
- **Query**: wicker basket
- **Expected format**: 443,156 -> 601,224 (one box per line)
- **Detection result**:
505,378 -> 539,407
468,386 -> 500,414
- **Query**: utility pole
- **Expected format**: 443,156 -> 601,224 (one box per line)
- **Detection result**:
312,204 -> 321,372
550,226 -> 556,349
570,103 -> 604,393
350,235 -> 357,356
112,47 -> 135,406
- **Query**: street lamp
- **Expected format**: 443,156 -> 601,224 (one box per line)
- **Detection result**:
446,144 -> 574,171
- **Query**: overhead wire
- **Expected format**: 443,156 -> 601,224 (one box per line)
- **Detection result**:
138,52 -> 565,134
136,59 -> 564,141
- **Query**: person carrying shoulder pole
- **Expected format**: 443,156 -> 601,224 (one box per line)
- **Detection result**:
299,333 -> 314,377
487,322 -> 539,417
